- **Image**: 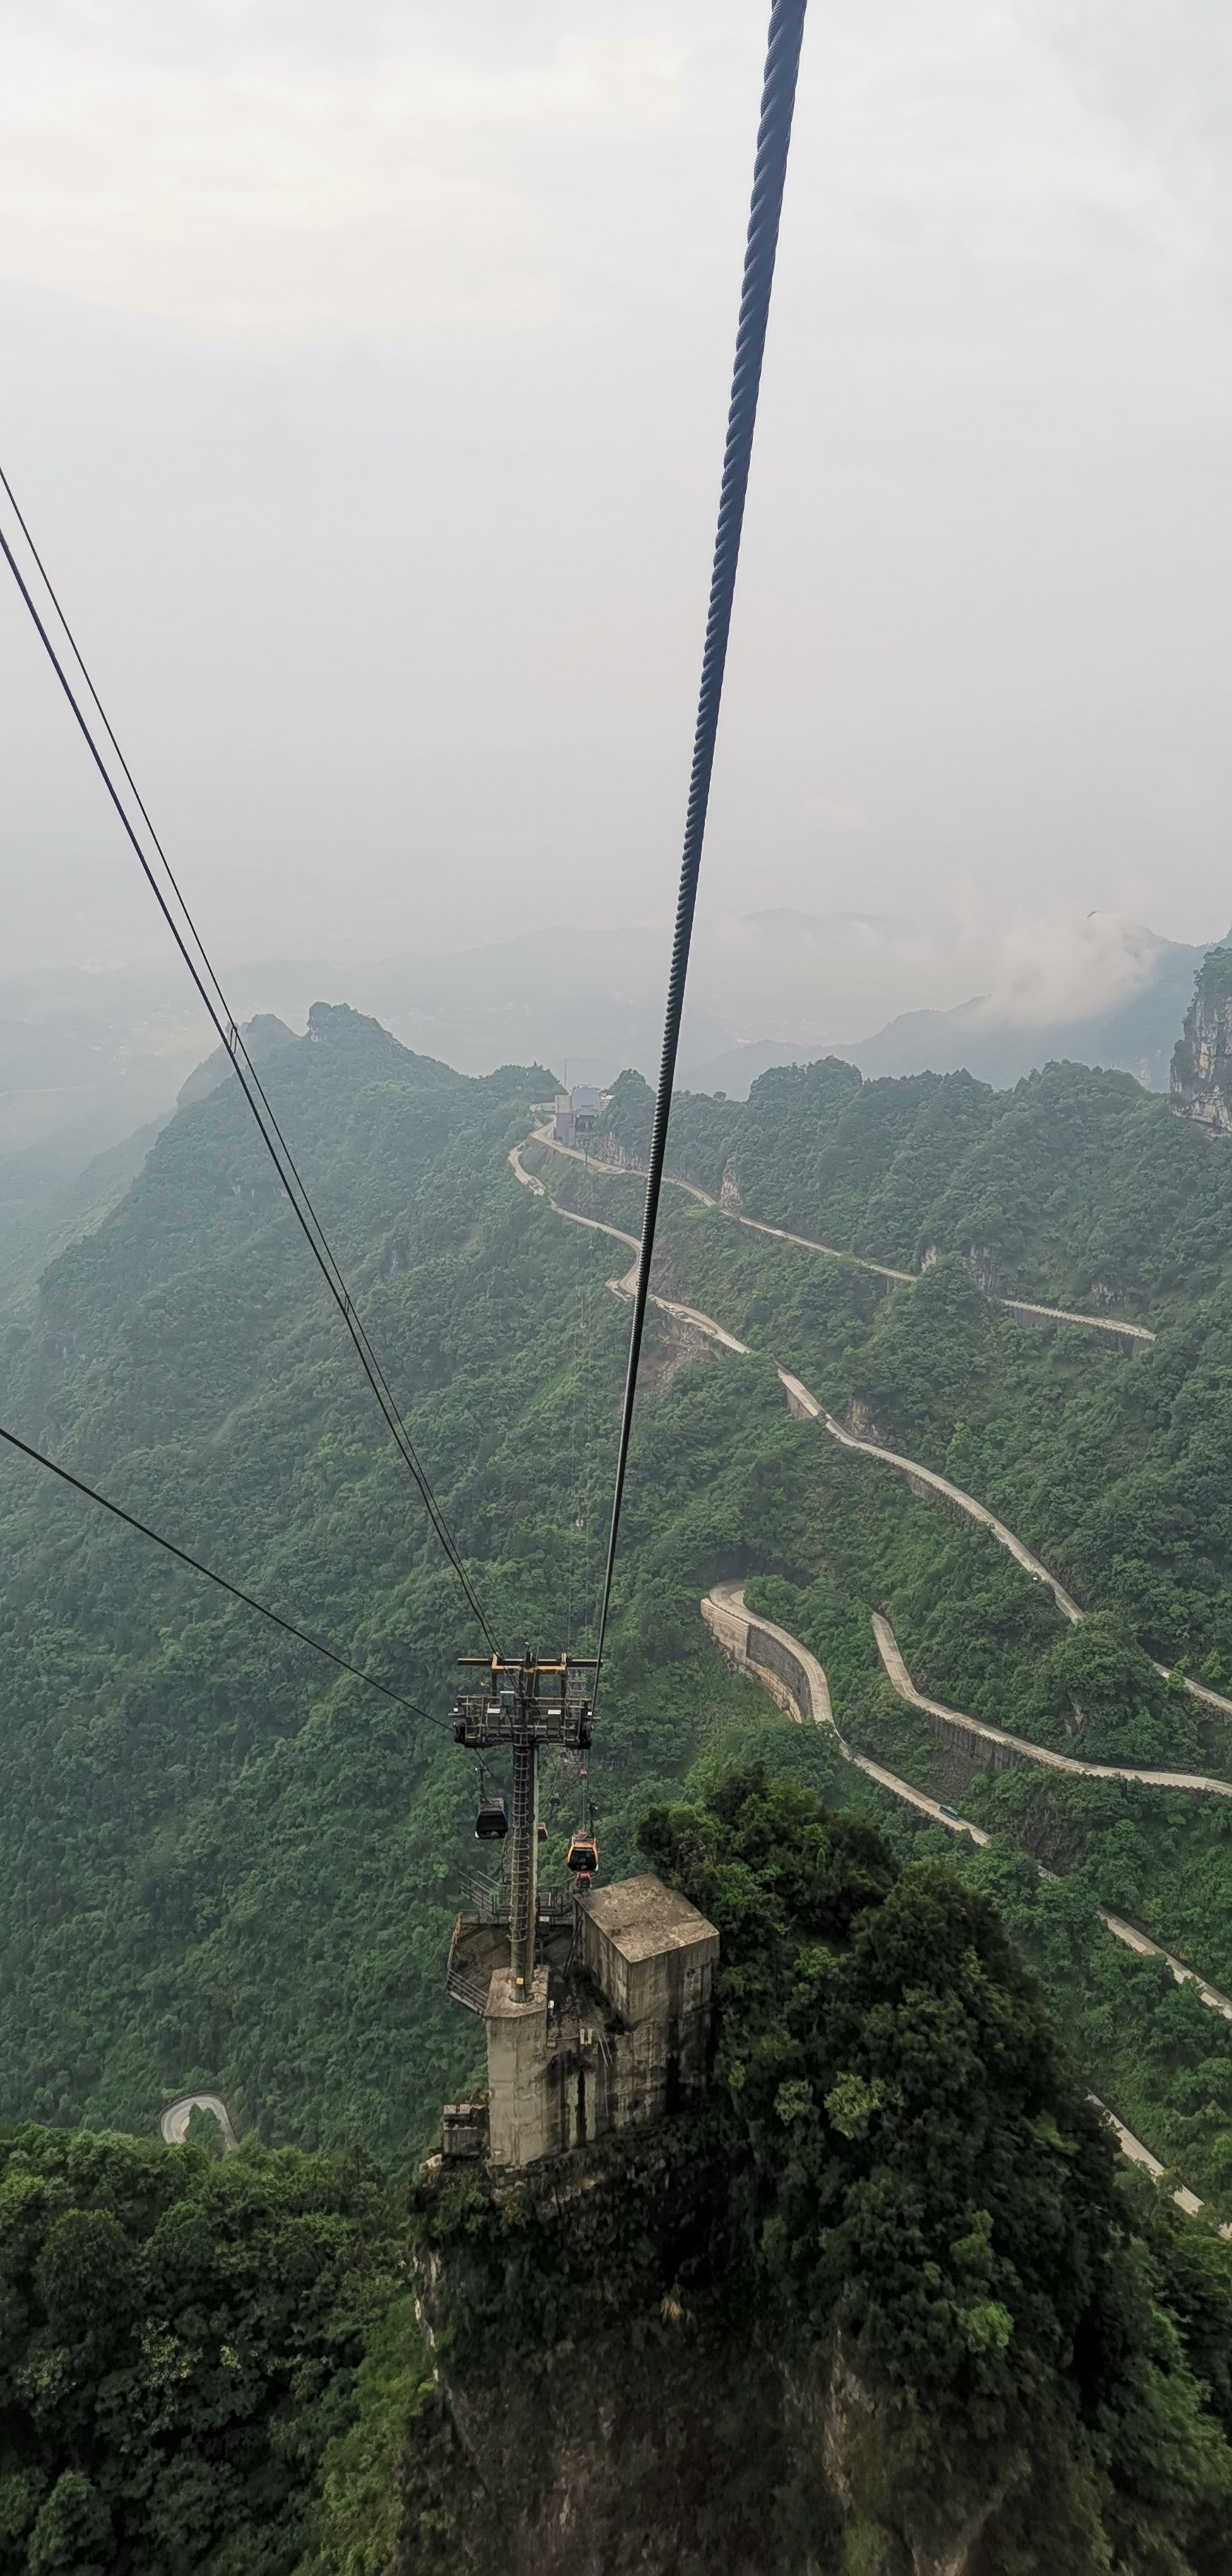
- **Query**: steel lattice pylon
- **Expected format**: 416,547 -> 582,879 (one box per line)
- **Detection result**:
453,1651 -> 595,2000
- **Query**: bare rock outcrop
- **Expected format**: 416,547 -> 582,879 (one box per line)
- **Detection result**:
1171,944 -> 1232,1133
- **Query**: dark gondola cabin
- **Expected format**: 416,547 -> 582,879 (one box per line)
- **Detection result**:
475,1796 -> 509,1840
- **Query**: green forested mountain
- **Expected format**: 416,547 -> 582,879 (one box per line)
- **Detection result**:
9,1780 -> 1232,2576
8,1006 -> 1232,2569
0,1003 -> 802,2157
11,1016 -> 1232,2160
0,1116 -> 168,1325
0,2124 -> 406,2575
403,1770 -> 1232,2576
599,1045 -> 1232,1308
530,1071 -> 1232,2224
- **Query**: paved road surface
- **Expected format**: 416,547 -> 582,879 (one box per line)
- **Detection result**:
776,1368 -> 1084,1620
787,1368 -> 1232,1726
530,1131 -> 1232,2218
160,2092 -> 239,2150
713,1582 -> 1232,2015
1096,1914 -> 1232,2021
1092,2101 -> 1219,2226
709,1585 -> 1232,1990
1000,1295 -> 1153,1347
873,1611 -> 1232,1801
706,1580 -> 989,1844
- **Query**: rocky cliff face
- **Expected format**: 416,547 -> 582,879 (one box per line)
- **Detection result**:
397,2140 -> 789,2576
395,2142 -> 1015,2576
389,1774 -> 1232,2576
1171,946 -> 1232,1133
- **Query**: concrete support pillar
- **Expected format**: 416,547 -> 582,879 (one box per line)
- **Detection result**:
484,1967 -> 551,2166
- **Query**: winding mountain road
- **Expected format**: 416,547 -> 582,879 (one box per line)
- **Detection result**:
704,1578 -> 985,1842
160,2092 -> 238,2151
872,1612 -> 1232,1801
776,1371 -> 1082,1621
516,1141 -> 1232,2220
516,1153 -> 1232,1764
704,1580 -> 1232,2236
520,1123 -> 1232,2190
509,1143 -> 639,1250
516,1137 -> 1232,1730
706,1582 -> 1232,2010
529,1126 -> 1155,1342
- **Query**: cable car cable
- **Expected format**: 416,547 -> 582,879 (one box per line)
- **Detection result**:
592,0 -> 809,1695
0,1419 -> 447,1732
0,497 -> 495,1650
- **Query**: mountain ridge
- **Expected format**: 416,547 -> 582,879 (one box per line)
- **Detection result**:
689,931 -> 1212,1098
8,1004 -> 1232,2568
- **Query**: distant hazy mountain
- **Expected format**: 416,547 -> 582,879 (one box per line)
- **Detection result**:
687,933 -> 1212,1099
843,938 -> 1209,1091
215,922 -> 819,1086
682,1036 -> 819,1097
205,910 -> 918,1087
4,915 -> 1216,1152
0,1117 -> 168,1320
167,940 -> 720,1090
0,968 -> 218,1171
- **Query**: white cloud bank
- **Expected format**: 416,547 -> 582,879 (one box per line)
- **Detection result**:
689,902 -> 1206,1046
0,42 -> 679,338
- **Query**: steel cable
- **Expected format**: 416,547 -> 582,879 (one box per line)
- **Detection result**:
593,0 -> 809,1690
0,1421 -> 447,1732
0,487 -> 495,1649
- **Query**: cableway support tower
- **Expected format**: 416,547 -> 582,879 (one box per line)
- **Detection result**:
452,1649 -> 595,1999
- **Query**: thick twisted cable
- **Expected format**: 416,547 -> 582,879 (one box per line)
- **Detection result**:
594,0 -> 807,1689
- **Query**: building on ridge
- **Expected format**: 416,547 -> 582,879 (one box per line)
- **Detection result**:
552,1084 -> 605,1150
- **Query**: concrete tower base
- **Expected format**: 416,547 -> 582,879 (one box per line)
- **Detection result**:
443,1876 -> 719,2173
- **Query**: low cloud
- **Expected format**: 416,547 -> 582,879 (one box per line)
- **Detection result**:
689,902 -> 1200,1045
0,40 -> 679,340
968,909 -> 1171,1027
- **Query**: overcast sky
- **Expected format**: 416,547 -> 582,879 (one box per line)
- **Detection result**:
3,0 -> 1232,1003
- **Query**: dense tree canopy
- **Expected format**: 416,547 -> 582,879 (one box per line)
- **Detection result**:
636,1766 -> 1232,2572
0,2125 -> 406,2575
596,1042 -> 1232,1310
402,1767 -> 1232,2575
